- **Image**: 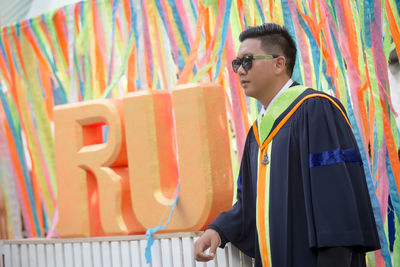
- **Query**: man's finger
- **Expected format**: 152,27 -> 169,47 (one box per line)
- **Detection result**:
208,238 -> 219,258
195,251 -> 214,262
194,238 -> 210,261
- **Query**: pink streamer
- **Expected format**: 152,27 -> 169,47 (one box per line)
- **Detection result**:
141,0 -> 154,72
226,27 -> 246,159
46,206 -> 58,238
376,139 -> 389,223
288,1 -> 313,87
159,0 -> 179,62
174,0 -> 194,45
331,0 -> 365,151
321,1 -> 370,167
370,18 -> 398,116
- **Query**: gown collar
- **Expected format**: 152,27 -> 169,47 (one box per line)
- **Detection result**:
255,82 -> 307,147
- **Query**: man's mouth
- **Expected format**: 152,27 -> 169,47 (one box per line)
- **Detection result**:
240,80 -> 250,87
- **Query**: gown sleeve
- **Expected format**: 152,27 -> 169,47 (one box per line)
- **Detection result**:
297,96 -> 380,251
207,129 -> 257,257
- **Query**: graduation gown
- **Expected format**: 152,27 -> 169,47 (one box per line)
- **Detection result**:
208,85 -> 380,267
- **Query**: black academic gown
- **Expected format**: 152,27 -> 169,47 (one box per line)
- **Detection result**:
208,87 -> 380,267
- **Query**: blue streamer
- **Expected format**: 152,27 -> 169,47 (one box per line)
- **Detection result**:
145,182 -> 181,264
189,0 -> 198,21
281,0 -> 303,84
79,2 -> 84,25
364,0 -> 375,25
154,1 -> 170,36
177,50 -> 185,71
0,39 -> 8,68
395,0 -> 400,18
167,0 -> 191,55
255,0 -> 266,23
213,0 -> 232,81
346,92 -> 393,266
11,53 -> 21,76
387,150 -> 400,222
372,120 -> 379,189
330,28 -> 347,82
363,1 -> 373,49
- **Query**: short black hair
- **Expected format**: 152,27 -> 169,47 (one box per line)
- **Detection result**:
239,23 -> 297,76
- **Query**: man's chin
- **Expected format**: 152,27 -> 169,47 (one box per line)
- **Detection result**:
244,88 -> 255,98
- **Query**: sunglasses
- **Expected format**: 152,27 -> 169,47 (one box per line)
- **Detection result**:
232,54 -> 279,73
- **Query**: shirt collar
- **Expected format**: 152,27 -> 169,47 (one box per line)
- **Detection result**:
261,78 -> 293,117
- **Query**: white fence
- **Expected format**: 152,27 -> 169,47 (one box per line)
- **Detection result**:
0,232 -> 253,267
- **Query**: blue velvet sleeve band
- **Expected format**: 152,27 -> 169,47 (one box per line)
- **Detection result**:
309,148 -> 363,168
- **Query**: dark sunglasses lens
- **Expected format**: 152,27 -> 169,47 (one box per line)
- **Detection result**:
242,57 -> 252,71
232,59 -> 241,73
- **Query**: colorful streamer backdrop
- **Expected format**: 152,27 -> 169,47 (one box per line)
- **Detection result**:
0,0 -> 399,265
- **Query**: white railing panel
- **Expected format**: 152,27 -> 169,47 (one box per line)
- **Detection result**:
101,241 -> 111,267
82,242 -> 92,267
54,243 -> 64,267
4,244 -> 12,267
139,239 -> 150,267
242,251 -> 253,266
217,245 -> 229,267
111,241 -> 121,267
20,244 -> 29,267
63,243 -> 73,267
45,244 -> 56,267
91,242 -> 102,267
151,239 -> 162,267
0,241 -> 3,267
73,242 -> 83,267
171,237 -> 184,267
11,244 -> 20,267
37,244 -> 46,267
120,241 -> 131,267
182,236 -> 195,267
129,240 -> 141,266
28,243 -> 37,267
160,238 -> 173,267
0,232 -> 255,267
227,243 -> 241,267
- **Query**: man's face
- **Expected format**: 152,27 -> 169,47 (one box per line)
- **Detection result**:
235,38 -> 277,101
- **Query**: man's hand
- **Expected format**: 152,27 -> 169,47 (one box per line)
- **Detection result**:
194,229 -> 221,262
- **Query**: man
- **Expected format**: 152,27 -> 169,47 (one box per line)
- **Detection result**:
194,23 -> 380,267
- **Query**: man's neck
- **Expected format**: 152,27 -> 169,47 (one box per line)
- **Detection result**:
262,78 -> 293,111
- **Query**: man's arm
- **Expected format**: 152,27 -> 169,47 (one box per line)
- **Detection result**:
297,96 -> 380,261
194,180 -> 247,262
194,131 -> 257,262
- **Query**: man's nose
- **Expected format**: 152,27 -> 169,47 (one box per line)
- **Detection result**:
237,64 -> 247,75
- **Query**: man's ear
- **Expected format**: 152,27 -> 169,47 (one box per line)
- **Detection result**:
274,56 -> 286,74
